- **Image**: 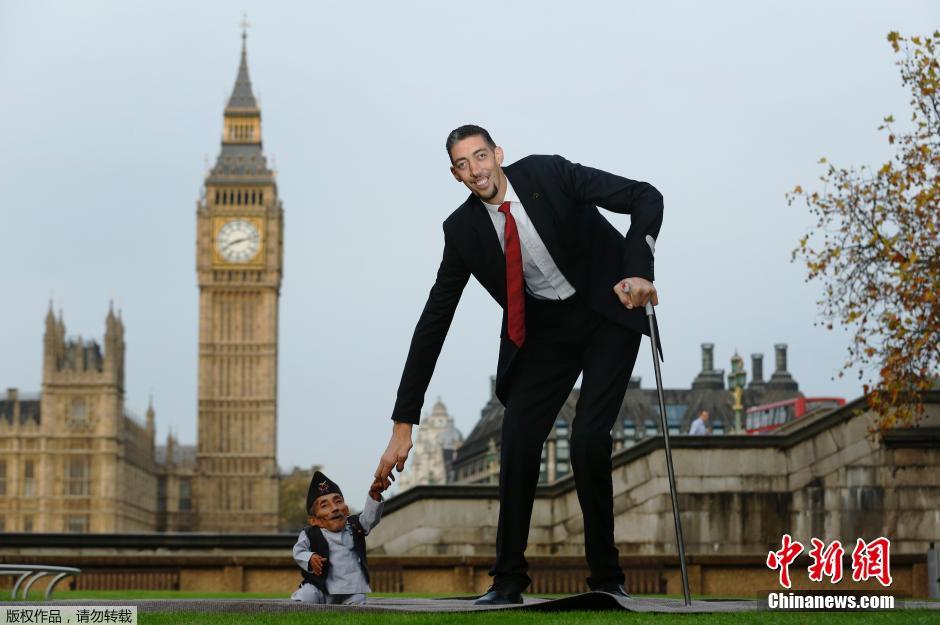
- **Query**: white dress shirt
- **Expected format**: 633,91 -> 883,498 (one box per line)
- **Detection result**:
482,179 -> 576,300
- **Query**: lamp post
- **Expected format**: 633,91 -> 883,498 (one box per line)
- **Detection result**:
727,351 -> 747,433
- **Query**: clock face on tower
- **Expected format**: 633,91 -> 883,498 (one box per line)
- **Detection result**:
216,219 -> 261,263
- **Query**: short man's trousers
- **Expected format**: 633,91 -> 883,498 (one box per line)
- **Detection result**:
291,583 -> 366,605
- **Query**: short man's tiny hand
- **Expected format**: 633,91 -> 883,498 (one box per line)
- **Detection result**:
309,553 -> 327,576
614,277 -> 658,310
369,477 -> 388,502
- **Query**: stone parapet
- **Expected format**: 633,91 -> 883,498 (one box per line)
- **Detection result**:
0,550 -> 929,598
370,394 -> 940,559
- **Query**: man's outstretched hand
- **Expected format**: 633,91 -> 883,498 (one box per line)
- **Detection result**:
375,421 -> 413,484
613,277 -> 658,310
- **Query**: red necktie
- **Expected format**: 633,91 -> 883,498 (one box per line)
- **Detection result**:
499,201 -> 526,348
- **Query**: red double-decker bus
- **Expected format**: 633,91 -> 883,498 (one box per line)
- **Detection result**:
745,397 -> 846,435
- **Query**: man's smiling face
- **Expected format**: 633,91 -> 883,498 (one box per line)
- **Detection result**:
309,493 -> 350,532
449,134 -> 505,203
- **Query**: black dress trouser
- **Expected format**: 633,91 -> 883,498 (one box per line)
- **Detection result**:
491,292 -> 642,592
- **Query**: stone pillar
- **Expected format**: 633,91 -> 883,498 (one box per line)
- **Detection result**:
7,388 -> 19,420
774,344 -> 788,374
692,344 -> 724,390
767,344 -> 798,391
928,543 -> 939,599
702,343 -> 714,372
547,440 -> 557,483
749,354 -> 765,388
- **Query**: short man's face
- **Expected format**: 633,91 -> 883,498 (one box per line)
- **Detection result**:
449,135 -> 505,202
310,493 -> 349,532
700,410 -> 710,422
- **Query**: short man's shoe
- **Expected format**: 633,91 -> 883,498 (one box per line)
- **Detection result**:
595,583 -> 632,599
474,587 -> 524,605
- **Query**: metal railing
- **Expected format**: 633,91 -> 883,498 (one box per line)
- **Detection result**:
1,564 -> 81,600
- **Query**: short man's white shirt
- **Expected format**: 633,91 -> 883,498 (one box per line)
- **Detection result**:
482,179 -> 576,300
292,496 -> 384,595
689,418 -> 708,435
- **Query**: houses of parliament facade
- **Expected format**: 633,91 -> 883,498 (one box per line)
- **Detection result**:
0,34 -> 283,533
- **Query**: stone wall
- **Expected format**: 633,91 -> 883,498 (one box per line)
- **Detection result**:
368,395 -> 940,557
0,551 -> 930,598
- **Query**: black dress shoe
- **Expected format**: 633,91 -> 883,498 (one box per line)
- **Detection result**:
595,583 -> 632,599
474,587 -> 524,605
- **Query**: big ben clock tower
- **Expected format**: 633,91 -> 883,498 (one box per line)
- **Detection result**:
195,29 -> 282,532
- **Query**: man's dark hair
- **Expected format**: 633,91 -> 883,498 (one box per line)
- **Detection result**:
445,124 -> 496,160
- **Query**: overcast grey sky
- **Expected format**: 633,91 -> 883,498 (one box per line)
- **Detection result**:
1,1 -> 933,498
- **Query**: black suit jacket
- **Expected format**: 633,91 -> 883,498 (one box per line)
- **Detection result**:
391,154 -> 664,424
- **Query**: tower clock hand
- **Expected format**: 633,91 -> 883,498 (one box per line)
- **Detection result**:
223,237 -> 249,251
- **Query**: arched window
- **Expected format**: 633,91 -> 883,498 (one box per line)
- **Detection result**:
71,398 -> 86,423
22,460 -> 35,497
66,457 -> 89,496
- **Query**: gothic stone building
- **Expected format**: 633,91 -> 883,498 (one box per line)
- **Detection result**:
0,33 -> 283,533
0,306 -> 161,532
396,399 -> 464,493
452,343 -> 805,485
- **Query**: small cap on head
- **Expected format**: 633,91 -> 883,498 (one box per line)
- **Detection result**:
306,470 -> 342,514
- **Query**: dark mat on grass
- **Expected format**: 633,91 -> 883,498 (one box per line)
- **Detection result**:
37,595 -> 939,613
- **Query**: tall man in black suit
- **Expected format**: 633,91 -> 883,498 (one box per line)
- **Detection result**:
374,125 -> 663,604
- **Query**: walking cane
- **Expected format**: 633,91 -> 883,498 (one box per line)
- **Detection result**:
644,299 -> 692,606
624,256 -> 692,606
